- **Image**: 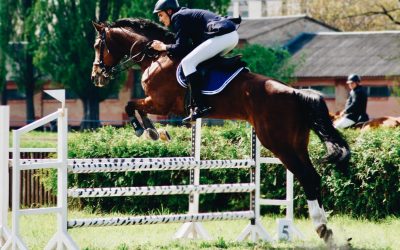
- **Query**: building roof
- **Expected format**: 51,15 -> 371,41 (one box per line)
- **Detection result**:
238,15 -> 338,47
287,31 -> 400,78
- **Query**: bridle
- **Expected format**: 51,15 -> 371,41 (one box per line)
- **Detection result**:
93,27 -> 160,80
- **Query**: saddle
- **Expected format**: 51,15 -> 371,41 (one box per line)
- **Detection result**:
176,55 -> 248,95
197,55 -> 247,75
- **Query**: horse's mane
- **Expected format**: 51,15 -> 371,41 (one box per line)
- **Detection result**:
110,18 -> 175,42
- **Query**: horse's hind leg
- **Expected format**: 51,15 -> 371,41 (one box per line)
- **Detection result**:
274,149 -> 333,243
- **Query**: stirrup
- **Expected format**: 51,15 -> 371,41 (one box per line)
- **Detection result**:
182,108 -> 195,123
182,106 -> 213,123
192,106 -> 212,120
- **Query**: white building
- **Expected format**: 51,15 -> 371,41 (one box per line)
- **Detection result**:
228,0 -> 306,18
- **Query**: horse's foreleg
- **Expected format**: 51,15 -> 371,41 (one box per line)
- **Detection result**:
125,98 -> 163,140
125,102 -> 145,137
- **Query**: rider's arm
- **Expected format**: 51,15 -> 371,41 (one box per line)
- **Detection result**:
165,14 -> 192,59
343,91 -> 358,114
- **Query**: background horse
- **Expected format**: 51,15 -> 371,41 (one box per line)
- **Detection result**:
330,112 -> 400,131
357,116 -> 400,130
91,18 -> 350,243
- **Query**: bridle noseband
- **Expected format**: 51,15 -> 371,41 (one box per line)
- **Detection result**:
93,27 -> 160,80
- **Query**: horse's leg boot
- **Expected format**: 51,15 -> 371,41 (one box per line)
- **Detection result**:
129,116 -> 144,137
307,200 -> 335,244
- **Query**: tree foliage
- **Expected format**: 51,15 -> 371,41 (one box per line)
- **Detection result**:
307,0 -> 400,31
120,0 -> 231,20
0,0 -> 10,104
0,0 -> 42,120
231,44 -> 297,84
33,0 -> 124,129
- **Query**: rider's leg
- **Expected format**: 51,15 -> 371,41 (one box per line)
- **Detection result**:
182,72 -> 213,122
181,31 -> 239,122
334,116 -> 355,129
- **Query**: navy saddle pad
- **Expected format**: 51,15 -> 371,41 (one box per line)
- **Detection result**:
176,64 -> 245,95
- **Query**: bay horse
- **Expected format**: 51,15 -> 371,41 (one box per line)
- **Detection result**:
91,18 -> 350,243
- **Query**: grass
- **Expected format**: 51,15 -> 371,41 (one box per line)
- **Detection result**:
9,131 -> 58,148
5,211 -> 399,250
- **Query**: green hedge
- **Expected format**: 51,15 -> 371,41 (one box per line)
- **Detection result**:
53,123 -> 399,219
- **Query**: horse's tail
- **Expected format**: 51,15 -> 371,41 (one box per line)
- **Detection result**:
295,89 -> 351,174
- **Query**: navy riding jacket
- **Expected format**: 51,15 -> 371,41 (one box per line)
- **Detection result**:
343,85 -> 369,122
166,8 -> 236,60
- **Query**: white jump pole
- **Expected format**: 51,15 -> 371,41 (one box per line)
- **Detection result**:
175,118 -> 210,239
0,106 -> 10,246
237,130 -> 272,241
1,90 -> 78,250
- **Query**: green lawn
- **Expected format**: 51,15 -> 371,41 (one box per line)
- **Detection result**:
9,131 -> 58,148
6,211 -> 399,250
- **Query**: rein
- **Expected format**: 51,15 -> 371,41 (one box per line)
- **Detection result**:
95,28 -> 160,79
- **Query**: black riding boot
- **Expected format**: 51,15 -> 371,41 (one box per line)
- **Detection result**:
182,72 -> 213,123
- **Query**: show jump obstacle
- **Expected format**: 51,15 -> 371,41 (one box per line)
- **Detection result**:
0,90 -> 302,250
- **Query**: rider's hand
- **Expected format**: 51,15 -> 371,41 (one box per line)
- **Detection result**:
151,40 -> 167,51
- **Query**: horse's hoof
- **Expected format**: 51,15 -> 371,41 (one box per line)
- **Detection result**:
158,129 -> 171,142
145,128 -> 159,141
135,128 -> 145,137
317,224 -> 334,243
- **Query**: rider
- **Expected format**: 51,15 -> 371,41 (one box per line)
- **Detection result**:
151,0 -> 239,122
334,74 -> 369,129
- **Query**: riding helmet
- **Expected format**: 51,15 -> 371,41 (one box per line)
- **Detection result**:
346,74 -> 361,84
153,0 -> 180,14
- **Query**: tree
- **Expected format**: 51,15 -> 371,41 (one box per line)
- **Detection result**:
121,0 -> 232,20
231,44 -> 297,84
347,0 -> 400,27
0,0 -> 41,121
0,0 -> 11,105
307,0 -> 400,31
33,0 -> 123,129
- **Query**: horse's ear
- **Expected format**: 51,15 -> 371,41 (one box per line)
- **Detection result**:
92,21 -> 104,33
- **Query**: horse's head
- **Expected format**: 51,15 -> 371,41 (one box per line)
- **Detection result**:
91,19 -> 174,87
91,21 -> 121,87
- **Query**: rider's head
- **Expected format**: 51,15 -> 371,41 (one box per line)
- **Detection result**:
153,0 -> 180,27
346,74 -> 361,89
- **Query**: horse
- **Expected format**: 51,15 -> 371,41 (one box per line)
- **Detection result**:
357,116 -> 400,130
90,18 -> 351,243
330,112 -> 400,131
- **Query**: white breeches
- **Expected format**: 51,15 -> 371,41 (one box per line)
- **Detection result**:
181,31 -> 239,76
334,117 -> 355,129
